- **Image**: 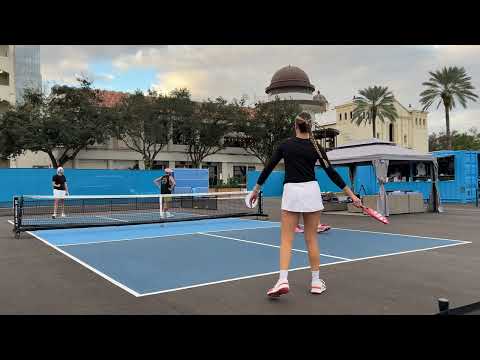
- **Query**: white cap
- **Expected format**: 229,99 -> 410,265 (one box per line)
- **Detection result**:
57,167 -> 64,174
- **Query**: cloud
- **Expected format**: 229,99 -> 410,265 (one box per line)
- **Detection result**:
428,108 -> 480,134
40,45 -> 480,132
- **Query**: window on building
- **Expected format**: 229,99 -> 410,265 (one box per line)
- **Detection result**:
175,161 -> 194,168
415,118 -> 418,126
404,135 -> 407,143
233,165 -> 247,185
350,111 -> 353,119
387,162 -> 411,182
423,119 -> 425,127
248,166 -> 256,172
223,136 -> 253,148
152,161 -> 169,170
412,161 -> 431,181
438,156 -> 455,181
0,45 -> 8,57
344,113 -> 347,121
389,123 -> 394,142
339,113 -> 342,121
0,71 -> 9,86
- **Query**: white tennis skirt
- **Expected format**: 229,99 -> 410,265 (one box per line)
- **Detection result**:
53,189 -> 66,199
281,181 -> 324,213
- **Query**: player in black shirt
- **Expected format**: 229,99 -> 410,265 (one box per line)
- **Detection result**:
52,167 -> 69,218
153,168 -> 176,217
249,111 -> 361,297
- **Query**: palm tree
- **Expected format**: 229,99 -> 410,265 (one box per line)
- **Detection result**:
419,66 -> 478,150
351,86 -> 398,139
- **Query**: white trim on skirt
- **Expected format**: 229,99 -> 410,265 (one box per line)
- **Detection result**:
281,181 -> 324,213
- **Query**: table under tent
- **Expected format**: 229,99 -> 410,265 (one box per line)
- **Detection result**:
324,139 -> 442,216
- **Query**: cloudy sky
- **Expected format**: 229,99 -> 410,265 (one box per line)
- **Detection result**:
40,45 -> 480,134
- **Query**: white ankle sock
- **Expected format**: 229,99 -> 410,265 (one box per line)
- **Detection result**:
311,270 -> 320,283
279,270 -> 288,282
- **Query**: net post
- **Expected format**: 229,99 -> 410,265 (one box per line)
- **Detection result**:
13,196 -> 22,238
258,191 -> 263,216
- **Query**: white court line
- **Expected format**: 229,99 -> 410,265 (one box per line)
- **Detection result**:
57,224 -> 281,247
137,240 -> 471,297
94,215 -> 129,223
26,231 -> 142,297
319,241 -> 471,265
199,232 -> 351,261
137,265 -> 317,297
329,227 -> 471,244
21,219 -> 472,298
251,219 -> 470,244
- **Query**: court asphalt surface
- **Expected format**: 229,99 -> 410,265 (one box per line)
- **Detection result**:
1,199 -> 479,314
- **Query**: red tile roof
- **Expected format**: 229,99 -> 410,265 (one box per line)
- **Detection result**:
97,90 -> 129,108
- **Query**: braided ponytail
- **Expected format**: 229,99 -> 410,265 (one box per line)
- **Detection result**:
295,111 -> 330,168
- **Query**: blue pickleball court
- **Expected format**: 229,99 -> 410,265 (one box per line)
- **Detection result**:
27,218 -> 470,297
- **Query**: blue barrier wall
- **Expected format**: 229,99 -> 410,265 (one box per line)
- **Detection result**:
0,168 -> 210,203
171,168 -> 209,194
247,167 -> 351,196
353,165 -> 433,200
433,150 -> 479,203
247,151 -> 480,203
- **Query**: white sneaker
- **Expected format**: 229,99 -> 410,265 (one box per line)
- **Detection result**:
267,280 -> 289,297
311,279 -> 326,295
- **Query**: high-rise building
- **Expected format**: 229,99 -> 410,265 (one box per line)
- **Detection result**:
0,45 -> 42,108
14,45 -> 42,104
0,45 -> 45,167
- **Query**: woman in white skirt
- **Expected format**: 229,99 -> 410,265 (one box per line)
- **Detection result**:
249,111 -> 361,297
52,166 -> 69,218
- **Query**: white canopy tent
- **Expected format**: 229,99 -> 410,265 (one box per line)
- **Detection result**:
325,139 -> 441,215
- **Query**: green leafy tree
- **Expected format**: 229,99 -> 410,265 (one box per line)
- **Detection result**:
429,127 -> 480,151
0,78 -> 113,167
113,89 -> 186,170
0,103 -> 27,159
175,97 -> 239,168
237,97 -> 301,165
420,66 -> 478,149
351,86 -> 398,139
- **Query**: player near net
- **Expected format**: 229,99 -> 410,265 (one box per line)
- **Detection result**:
52,166 -> 69,219
153,168 -> 176,218
249,111 -> 362,297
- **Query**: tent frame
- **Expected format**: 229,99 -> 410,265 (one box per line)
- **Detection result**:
326,139 -> 441,215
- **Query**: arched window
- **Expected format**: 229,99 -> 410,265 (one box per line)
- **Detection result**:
0,70 -> 10,86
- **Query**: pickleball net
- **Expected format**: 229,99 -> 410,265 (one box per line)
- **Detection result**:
13,191 -> 265,233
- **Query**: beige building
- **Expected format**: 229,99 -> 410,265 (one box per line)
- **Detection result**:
316,99 -> 429,152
